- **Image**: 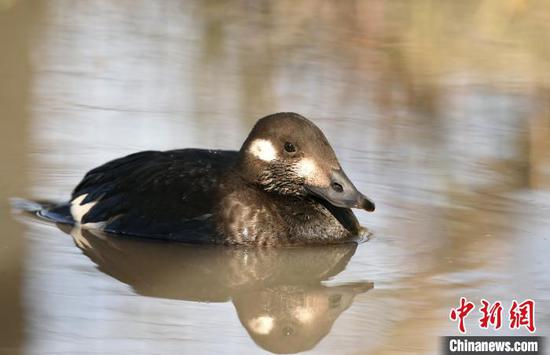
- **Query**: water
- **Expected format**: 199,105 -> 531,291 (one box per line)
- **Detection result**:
1,1 -> 550,354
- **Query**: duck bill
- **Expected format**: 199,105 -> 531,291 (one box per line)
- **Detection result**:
305,169 -> 375,212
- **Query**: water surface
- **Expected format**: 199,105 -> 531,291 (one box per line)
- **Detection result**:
1,1 -> 549,354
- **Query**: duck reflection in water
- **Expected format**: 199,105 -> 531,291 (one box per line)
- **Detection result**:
60,225 -> 372,354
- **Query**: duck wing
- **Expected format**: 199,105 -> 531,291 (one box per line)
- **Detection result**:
69,148 -> 238,241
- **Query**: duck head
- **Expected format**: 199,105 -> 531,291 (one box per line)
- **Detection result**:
238,112 -> 375,212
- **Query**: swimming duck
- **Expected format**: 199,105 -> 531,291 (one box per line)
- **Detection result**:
40,112 -> 375,245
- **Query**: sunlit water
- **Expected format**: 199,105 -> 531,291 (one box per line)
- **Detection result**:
1,1 -> 550,354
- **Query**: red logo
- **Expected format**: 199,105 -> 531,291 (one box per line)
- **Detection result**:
450,298 -> 536,334
449,297 -> 475,334
509,299 -> 536,333
479,299 -> 503,330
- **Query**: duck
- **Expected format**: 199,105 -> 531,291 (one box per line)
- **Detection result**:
38,112 -> 375,245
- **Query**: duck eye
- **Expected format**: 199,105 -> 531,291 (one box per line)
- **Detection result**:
284,142 -> 296,153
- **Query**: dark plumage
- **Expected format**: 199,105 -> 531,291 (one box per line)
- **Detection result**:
38,112 -> 375,245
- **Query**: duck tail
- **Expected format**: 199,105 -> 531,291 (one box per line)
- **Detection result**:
10,198 -> 74,225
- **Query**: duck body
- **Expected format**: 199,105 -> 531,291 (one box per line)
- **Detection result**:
40,113 -> 375,245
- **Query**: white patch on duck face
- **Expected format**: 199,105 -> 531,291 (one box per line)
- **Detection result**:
70,194 -> 97,225
248,315 -> 274,335
295,158 -> 330,186
248,139 -> 278,162
295,158 -> 317,177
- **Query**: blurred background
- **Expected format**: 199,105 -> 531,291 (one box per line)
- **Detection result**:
1,0 -> 549,354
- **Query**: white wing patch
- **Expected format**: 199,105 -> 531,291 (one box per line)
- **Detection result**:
249,139 -> 278,162
70,194 -> 97,225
